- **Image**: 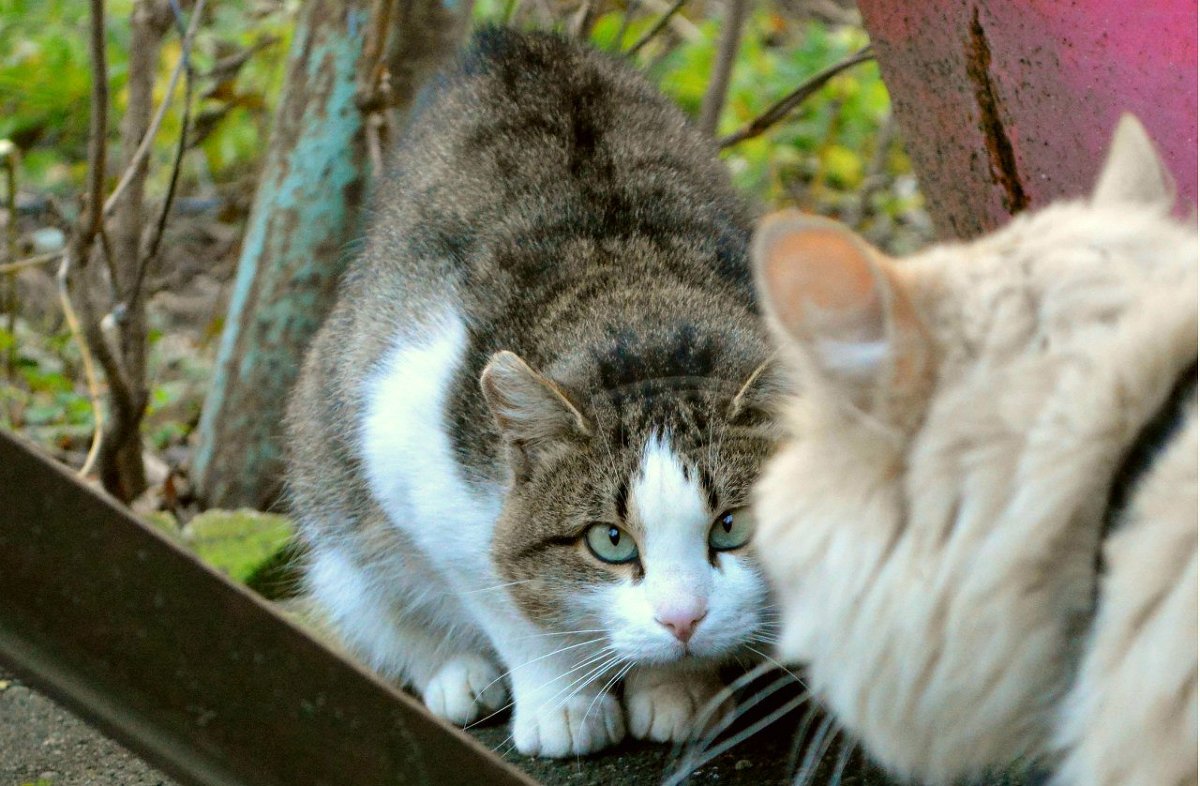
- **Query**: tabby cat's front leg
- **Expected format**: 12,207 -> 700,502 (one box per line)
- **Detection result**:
624,663 -> 731,743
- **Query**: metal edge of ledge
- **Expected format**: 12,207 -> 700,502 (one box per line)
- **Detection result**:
0,430 -> 538,786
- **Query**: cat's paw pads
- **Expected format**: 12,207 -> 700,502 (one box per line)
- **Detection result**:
625,674 -> 732,743
422,654 -> 508,726
513,692 -> 626,757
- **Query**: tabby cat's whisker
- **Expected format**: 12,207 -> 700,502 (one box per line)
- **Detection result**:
544,653 -> 625,713
473,636 -> 608,700
579,659 -> 633,739
464,637 -> 609,727
461,579 -> 537,595
465,645 -> 615,731
511,628 -> 609,640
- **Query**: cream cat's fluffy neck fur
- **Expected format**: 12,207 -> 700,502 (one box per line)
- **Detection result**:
751,116 -> 1197,785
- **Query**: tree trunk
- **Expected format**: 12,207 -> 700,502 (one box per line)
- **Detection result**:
193,0 -> 471,510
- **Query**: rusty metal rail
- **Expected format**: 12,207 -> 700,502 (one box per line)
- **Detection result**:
0,431 -> 536,786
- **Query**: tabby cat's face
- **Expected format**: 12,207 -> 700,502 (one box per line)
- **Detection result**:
748,117 -> 1195,784
482,351 -> 776,667
497,429 -> 770,665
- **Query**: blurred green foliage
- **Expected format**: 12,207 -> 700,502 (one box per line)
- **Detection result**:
0,0 -> 295,195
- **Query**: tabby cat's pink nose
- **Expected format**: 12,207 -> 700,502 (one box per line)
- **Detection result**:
656,607 -> 708,643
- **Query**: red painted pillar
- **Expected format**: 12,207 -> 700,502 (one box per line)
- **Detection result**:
859,0 -> 1197,238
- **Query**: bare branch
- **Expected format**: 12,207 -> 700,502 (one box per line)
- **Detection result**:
0,251 -> 62,276
2,140 -> 18,397
135,0 -> 206,300
625,0 -> 688,58
79,0 -> 109,249
58,0 -> 112,477
102,0 -> 206,220
719,46 -> 874,148
613,0 -> 639,48
697,0 -> 750,137
55,254 -> 105,476
570,0 -> 600,40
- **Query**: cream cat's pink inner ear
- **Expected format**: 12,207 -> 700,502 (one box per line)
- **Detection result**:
480,351 -> 592,444
1092,114 -> 1175,209
752,211 -> 933,418
753,211 -> 915,375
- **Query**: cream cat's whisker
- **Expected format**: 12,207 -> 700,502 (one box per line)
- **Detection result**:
825,735 -> 856,786
744,645 -> 805,687
792,713 -> 838,786
670,660 -> 776,760
665,686 -> 812,786
784,702 -> 826,777
674,671 -> 801,780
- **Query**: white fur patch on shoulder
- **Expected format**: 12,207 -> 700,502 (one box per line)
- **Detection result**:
630,435 -> 710,538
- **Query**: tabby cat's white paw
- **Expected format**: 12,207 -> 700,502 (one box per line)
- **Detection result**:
625,670 -> 731,743
512,692 -> 626,757
421,653 -> 508,726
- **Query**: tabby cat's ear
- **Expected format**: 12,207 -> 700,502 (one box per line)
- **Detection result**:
481,351 -> 591,473
752,210 -> 928,412
1092,114 -> 1175,208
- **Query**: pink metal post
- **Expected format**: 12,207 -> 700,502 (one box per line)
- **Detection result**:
859,0 -> 1197,237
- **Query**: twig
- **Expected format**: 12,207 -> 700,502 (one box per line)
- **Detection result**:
0,250 -> 62,276
56,253 -> 105,476
719,46 -> 874,148
356,0 -> 398,179
134,0 -> 205,300
102,0 -> 206,220
843,110 -> 896,227
2,139 -> 18,404
625,0 -> 688,57
62,0 -> 111,478
82,0 -> 108,244
697,0 -> 750,137
613,0 -> 639,48
569,0 -> 600,40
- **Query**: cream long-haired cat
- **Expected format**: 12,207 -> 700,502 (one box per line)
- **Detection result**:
750,115 -> 1196,786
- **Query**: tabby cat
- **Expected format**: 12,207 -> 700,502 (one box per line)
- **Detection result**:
751,115 -> 1196,785
285,28 -> 779,757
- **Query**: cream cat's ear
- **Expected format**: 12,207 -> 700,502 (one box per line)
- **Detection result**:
481,351 -> 591,468
752,210 -> 927,410
1092,114 -> 1175,208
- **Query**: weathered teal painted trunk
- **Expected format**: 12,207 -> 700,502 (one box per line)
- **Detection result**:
194,0 -> 471,509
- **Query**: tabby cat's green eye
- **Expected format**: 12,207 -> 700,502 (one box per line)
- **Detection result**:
584,523 -> 639,564
708,509 -> 753,551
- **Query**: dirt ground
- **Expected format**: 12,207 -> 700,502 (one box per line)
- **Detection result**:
0,665 -> 904,786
